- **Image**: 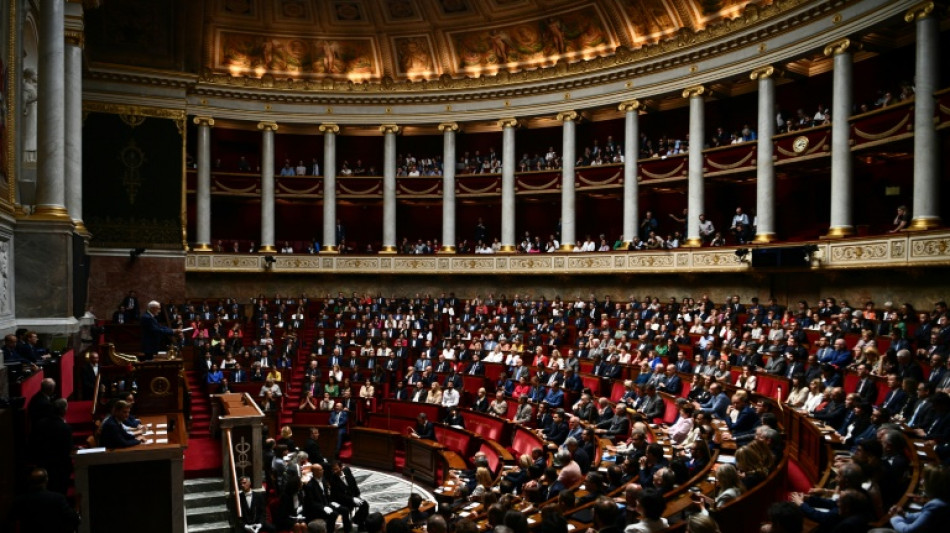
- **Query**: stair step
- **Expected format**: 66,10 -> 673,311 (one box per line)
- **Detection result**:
186,521 -> 232,533
186,506 -> 231,525
184,478 -> 225,493
184,490 -> 226,508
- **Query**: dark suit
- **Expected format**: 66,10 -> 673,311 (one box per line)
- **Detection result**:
100,415 -> 141,449
141,311 -> 174,358
328,466 -> 368,531
854,378 -> 878,405
303,478 -> 338,525
414,421 -> 435,440
11,488 -> 81,533
27,392 -> 54,426
30,416 -> 73,495
659,375 -> 682,395
239,490 -> 276,532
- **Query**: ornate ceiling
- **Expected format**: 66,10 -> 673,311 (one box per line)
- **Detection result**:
87,0 -> 766,82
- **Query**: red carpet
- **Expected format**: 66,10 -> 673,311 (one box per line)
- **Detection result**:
184,437 -> 222,479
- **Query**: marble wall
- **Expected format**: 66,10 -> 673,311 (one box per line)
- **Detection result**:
13,221 -> 73,322
184,268 -> 950,312
87,253 -> 186,318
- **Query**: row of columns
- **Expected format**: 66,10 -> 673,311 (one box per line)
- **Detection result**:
32,0 -> 85,231
190,3 -> 941,253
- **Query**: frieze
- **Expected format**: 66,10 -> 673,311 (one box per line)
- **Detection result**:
184,232 -> 950,274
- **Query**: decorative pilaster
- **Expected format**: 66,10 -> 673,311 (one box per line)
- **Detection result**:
257,121 -> 278,253
65,1 -> 86,235
557,111 -> 578,251
35,0 -> 68,219
499,118 -> 518,253
320,123 -> 340,252
906,2 -> 941,230
193,116 -> 215,251
751,66 -> 776,243
380,124 -> 400,254
823,39 -> 855,238
439,122 -> 460,254
619,100 -> 641,247
682,86 -> 706,247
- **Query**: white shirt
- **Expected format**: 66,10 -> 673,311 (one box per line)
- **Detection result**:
442,388 -> 460,408
699,219 -> 715,236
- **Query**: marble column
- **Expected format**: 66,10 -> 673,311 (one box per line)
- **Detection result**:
619,100 -> 641,247
824,39 -> 855,238
907,2 -> 941,230
380,125 -> 399,254
35,0 -> 67,218
64,3 -> 86,234
499,118 -> 518,253
193,116 -> 215,251
558,111 -> 578,251
751,66 -> 776,243
319,123 -> 339,252
439,122 -> 459,254
257,121 -> 278,253
683,86 -> 706,247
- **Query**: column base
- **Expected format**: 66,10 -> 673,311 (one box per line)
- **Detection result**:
258,245 -> 277,253
753,233 -> 776,244
437,246 -> 456,254
681,238 -> 703,248
320,245 -> 339,254
558,243 -> 575,252
378,246 -> 398,254
73,220 -> 92,239
192,243 -> 213,252
31,205 -> 71,221
821,226 -> 854,239
498,245 -> 516,253
908,217 -> 941,231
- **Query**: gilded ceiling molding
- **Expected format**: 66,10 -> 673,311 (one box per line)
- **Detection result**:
379,124 -> 400,134
192,116 -> 215,127
498,118 -> 519,129
682,85 -> 705,98
556,110 -> 579,122
318,123 -> 340,134
438,122 -> 460,132
618,100 -> 642,112
749,65 -> 775,80
904,1 -> 934,21
81,102 -> 186,121
188,0 -> 851,95
257,121 -> 278,131
823,37 -> 853,56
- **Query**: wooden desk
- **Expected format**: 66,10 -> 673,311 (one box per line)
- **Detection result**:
74,413 -> 187,533
214,393 -> 266,489
351,427 -> 401,471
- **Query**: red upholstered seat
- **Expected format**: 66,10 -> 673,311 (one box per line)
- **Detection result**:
478,442 -> 500,473
434,426 -> 472,457
609,381 -> 626,402
661,397 -> 679,425
581,375 -> 602,396
509,427 -> 544,458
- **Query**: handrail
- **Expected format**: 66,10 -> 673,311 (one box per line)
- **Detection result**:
225,427 -> 242,520
91,371 -> 101,416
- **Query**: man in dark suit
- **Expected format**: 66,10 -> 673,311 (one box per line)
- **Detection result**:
466,355 -> 485,376
881,374 -> 908,413
238,476 -> 276,532
30,398 -> 73,495
410,413 -> 436,440
101,400 -> 145,448
657,364 -> 682,395
27,377 -> 57,427
121,290 -> 140,321
328,461 -> 368,531
11,468 -> 81,533
80,351 -> 100,399
141,300 -> 180,360
304,427 -> 327,466
853,364 -> 878,406
329,402 -> 348,453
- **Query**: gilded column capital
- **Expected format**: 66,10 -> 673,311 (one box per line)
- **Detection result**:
904,1 -> 934,22
319,123 -> 340,134
556,110 -> 579,123
257,121 -> 279,132
618,100 -> 641,112
64,29 -> 85,48
193,115 -> 215,127
379,124 -> 400,135
823,38 -> 853,57
438,122 -> 460,133
682,85 -> 706,99
749,65 -> 775,81
498,118 -> 519,129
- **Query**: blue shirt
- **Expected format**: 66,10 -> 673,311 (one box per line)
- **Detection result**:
699,392 -> 730,420
543,388 -> 564,408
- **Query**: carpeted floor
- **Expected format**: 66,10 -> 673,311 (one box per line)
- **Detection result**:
184,436 -> 222,479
